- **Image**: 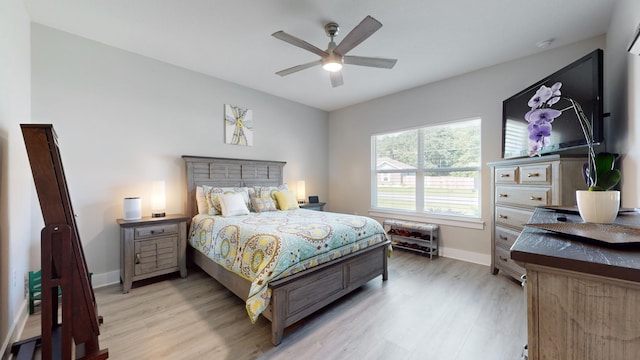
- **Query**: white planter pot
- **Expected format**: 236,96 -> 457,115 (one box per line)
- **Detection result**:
576,190 -> 620,224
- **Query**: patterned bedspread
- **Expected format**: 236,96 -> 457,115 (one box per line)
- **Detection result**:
188,209 -> 388,322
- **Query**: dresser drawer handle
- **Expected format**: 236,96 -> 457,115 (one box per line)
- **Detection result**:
527,172 -> 540,178
499,214 -> 508,219
498,194 -> 508,197
529,196 -> 543,201
150,229 -> 164,235
499,235 -> 508,240
135,253 -> 140,264
499,255 -> 508,262
500,173 -> 510,178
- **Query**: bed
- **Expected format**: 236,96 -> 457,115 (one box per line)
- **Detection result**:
183,155 -> 390,345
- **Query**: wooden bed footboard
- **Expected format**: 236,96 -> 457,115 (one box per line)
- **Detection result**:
267,240 -> 389,345
189,240 -> 390,345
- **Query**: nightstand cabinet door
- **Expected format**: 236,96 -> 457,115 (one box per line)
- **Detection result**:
133,236 -> 178,276
118,215 -> 188,293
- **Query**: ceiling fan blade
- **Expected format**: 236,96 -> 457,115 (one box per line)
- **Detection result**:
272,31 -> 329,58
330,71 -> 344,87
334,15 -> 382,56
344,56 -> 397,69
275,60 -> 322,76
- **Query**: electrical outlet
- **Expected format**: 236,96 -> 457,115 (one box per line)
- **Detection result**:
24,274 -> 29,299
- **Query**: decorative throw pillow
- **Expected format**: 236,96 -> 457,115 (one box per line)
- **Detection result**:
274,190 -> 300,210
195,186 -> 208,214
250,195 -> 278,212
253,184 -> 288,202
202,186 -> 250,215
219,193 -> 250,217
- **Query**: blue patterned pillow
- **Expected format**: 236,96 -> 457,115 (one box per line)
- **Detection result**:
250,194 -> 278,212
252,184 -> 288,201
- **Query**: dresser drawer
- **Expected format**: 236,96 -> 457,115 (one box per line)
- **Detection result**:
519,163 -> 551,185
495,166 -> 518,184
495,186 -> 551,207
495,226 -> 521,249
134,223 -> 178,239
495,206 -> 533,229
495,246 -> 525,279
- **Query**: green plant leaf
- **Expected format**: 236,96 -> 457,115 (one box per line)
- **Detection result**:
592,152 -> 621,191
599,169 -> 621,191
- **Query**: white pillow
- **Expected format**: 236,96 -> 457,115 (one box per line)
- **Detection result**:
196,186 -> 207,214
220,192 -> 250,217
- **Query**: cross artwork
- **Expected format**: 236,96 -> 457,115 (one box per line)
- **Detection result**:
224,104 -> 254,146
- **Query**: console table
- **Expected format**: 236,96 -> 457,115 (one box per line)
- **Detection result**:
511,207 -> 640,360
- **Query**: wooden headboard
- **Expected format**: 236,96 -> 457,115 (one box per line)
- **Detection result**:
182,156 -> 286,218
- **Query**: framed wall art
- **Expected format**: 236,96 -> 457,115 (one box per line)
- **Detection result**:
224,104 -> 253,146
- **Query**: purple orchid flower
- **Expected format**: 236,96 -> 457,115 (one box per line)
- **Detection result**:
527,85 -> 553,109
547,82 -> 562,106
528,121 -> 552,141
526,108 -> 562,124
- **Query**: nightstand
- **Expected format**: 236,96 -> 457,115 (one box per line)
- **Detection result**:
117,214 -> 189,293
300,202 -> 326,211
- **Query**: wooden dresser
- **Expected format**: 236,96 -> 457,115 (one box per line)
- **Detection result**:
488,155 -> 585,281
512,207 -> 640,360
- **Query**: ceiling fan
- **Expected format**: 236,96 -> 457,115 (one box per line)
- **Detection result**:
272,15 -> 398,87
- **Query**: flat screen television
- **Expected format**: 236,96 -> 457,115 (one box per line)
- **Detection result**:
502,49 -> 604,159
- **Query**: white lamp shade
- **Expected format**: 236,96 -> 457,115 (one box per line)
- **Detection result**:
297,180 -> 306,202
151,180 -> 166,217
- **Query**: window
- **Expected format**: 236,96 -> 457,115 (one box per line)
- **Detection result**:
372,118 -> 481,218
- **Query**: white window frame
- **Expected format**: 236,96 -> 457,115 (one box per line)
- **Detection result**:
370,119 -> 483,230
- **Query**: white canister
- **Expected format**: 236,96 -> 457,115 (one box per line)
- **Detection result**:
123,197 -> 142,220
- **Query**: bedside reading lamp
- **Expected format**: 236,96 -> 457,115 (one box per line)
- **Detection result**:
297,180 -> 306,204
151,180 -> 166,217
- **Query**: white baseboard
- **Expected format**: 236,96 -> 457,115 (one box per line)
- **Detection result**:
1,299 -> 28,360
91,270 -> 120,289
440,246 -> 491,267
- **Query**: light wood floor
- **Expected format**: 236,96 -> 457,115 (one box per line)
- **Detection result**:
19,251 -> 526,360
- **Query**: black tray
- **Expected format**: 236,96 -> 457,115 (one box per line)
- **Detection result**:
526,222 -> 640,246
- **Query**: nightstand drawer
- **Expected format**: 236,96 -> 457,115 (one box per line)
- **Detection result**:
134,223 -> 178,239
495,186 -> 551,207
519,163 -> 551,185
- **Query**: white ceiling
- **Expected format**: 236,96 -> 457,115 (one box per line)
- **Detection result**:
25,0 -> 618,112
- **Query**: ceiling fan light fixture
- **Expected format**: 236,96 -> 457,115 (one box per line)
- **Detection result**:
322,53 -> 343,72
322,61 -> 343,72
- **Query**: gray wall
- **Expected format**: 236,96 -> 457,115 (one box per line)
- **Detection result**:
31,24 -> 329,286
328,36 -> 608,264
0,0 -> 36,354
606,0 -> 640,207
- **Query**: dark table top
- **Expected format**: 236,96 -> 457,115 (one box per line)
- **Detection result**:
510,207 -> 640,283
